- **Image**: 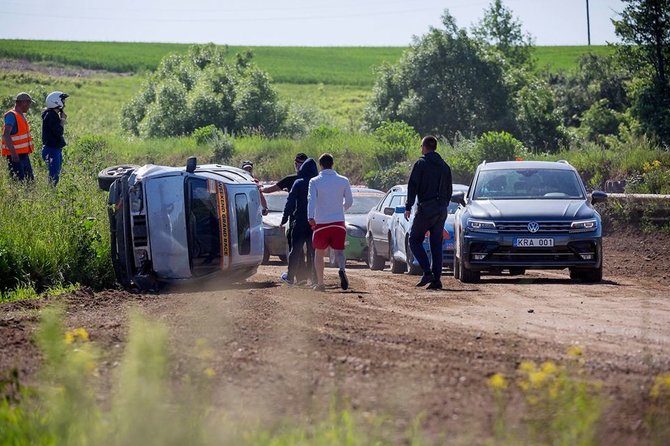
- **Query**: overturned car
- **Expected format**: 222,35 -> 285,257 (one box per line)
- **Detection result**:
98,159 -> 264,290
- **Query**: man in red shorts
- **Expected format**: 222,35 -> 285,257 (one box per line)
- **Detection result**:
307,153 -> 353,292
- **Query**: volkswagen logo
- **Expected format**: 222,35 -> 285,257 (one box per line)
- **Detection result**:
527,221 -> 540,233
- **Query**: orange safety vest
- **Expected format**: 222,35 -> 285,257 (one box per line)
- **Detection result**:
1,110 -> 34,156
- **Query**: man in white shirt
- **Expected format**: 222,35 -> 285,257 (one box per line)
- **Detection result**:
307,153 -> 353,292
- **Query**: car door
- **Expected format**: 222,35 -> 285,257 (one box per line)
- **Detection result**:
368,191 -> 393,244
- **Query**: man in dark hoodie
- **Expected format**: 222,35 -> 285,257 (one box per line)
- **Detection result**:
405,135 -> 453,290
280,157 -> 319,286
41,91 -> 69,185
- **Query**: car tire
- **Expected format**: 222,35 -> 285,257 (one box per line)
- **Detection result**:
368,238 -> 385,270
98,165 -> 140,192
390,245 -> 406,274
459,257 -> 480,283
278,254 -> 288,264
262,250 -> 270,265
509,268 -> 526,276
405,240 -> 422,275
571,265 -> 602,283
453,256 -> 460,278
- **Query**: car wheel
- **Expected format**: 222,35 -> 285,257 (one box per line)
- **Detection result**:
262,250 -> 270,265
278,254 -> 288,264
453,256 -> 460,278
98,165 -> 139,192
459,257 -> 480,283
509,268 -> 525,276
572,265 -> 602,283
389,243 -> 406,274
405,240 -> 422,275
368,238 -> 385,270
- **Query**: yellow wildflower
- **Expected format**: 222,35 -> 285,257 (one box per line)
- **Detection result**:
203,367 -> 216,378
528,371 -> 547,387
64,327 -> 90,344
518,360 -> 536,373
650,372 -> 670,399
64,331 -> 74,345
541,361 -> 558,375
487,373 -> 508,391
567,345 -> 583,359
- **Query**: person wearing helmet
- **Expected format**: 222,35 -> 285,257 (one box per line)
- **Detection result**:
2,92 -> 36,181
41,91 -> 69,185
241,160 -> 269,215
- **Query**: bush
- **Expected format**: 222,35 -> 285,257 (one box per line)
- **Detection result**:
372,121 -> 419,168
474,131 -> 525,163
121,44 -> 289,138
364,162 -> 410,191
579,99 -> 622,142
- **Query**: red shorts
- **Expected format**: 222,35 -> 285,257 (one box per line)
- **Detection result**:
312,222 -> 346,250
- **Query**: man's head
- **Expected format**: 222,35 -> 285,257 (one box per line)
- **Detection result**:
421,135 -> 438,155
14,92 -> 34,113
241,160 -> 254,173
318,153 -> 334,170
294,152 -> 308,172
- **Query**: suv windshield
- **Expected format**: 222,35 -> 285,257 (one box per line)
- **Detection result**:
187,178 -> 221,276
473,169 -> 584,200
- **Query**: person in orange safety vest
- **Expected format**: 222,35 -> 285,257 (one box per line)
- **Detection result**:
2,92 -> 36,181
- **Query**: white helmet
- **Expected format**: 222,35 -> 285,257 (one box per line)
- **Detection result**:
46,91 -> 69,109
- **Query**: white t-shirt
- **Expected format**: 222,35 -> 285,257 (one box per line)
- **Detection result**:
307,169 -> 353,224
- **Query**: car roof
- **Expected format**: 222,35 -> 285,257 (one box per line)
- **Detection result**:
352,187 -> 384,195
135,163 -> 257,185
388,183 -> 468,193
478,160 -> 575,171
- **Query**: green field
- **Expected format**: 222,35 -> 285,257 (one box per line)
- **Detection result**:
0,40 -> 613,86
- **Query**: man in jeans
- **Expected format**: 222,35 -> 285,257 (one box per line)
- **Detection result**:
405,136 -> 453,290
2,92 -> 36,182
308,153 -> 353,292
41,91 -> 69,185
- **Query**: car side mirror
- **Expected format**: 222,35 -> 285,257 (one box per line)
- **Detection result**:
186,156 -> 197,173
383,207 -> 395,216
591,190 -> 607,204
395,206 -> 406,214
451,191 -> 466,206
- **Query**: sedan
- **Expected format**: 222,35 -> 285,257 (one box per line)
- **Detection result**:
262,191 -> 289,264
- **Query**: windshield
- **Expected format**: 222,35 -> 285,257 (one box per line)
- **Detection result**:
348,193 -> 385,214
264,192 -> 288,212
473,169 -> 584,200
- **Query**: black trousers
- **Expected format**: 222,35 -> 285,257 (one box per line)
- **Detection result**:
409,209 -> 448,279
287,225 -> 315,283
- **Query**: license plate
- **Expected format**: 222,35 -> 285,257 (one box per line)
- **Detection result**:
514,238 -> 554,247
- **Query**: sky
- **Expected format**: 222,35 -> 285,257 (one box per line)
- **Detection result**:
1,0 -> 625,46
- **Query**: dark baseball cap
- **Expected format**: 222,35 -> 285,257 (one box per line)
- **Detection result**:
295,153 -> 308,162
14,92 -> 35,103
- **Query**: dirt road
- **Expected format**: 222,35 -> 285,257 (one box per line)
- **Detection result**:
1,230 -> 669,444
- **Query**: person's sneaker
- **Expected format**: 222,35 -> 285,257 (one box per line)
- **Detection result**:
338,269 -> 349,290
280,272 -> 294,286
426,280 -> 443,290
416,273 -> 434,287
312,284 -> 326,292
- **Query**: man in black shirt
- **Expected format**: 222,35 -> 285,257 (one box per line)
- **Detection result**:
405,136 -> 453,290
261,153 -> 308,194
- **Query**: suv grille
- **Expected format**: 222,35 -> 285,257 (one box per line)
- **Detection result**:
132,215 -> 148,247
495,221 -> 572,233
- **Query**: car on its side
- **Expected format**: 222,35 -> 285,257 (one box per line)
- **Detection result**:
387,184 -> 469,274
366,184 -> 407,270
452,160 -> 607,283
262,191 -> 289,264
98,158 -> 264,290
342,187 -> 386,263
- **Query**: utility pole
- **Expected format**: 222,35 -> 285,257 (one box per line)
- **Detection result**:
586,0 -> 591,46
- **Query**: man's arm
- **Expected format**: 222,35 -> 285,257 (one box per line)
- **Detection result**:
343,180 -> 353,211
444,164 -> 453,203
261,184 -> 280,194
405,161 -> 420,211
307,178 -> 317,222
281,181 -> 299,226
2,124 -> 18,162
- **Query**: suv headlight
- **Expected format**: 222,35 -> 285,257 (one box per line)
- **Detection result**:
466,219 -> 497,233
570,219 -> 597,232
346,225 -> 366,238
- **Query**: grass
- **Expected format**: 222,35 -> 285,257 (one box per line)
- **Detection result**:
0,40 -> 613,83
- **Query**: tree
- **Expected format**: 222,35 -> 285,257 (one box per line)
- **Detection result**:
613,0 -> 670,145
364,12 -> 515,140
472,0 -> 534,68
121,44 -> 288,138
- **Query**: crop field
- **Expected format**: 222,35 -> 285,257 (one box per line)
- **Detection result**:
0,39 -> 612,83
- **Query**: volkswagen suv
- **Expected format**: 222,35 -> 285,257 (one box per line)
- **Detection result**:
451,160 -> 607,283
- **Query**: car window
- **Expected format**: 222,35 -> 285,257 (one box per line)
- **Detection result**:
473,169 -> 584,200
388,194 -> 406,209
187,178 -> 221,276
235,193 -> 251,255
377,192 -> 393,211
350,194 -> 386,214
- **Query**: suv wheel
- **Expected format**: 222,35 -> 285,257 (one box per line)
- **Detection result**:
368,238 -> 385,270
570,265 -> 602,283
98,165 -> 140,192
453,256 -> 460,278
459,257 -> 480,283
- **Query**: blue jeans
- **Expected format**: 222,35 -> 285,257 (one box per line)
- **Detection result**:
5,154 -> 34,181
409,208 -> 448,279
41,146 -> 63,185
